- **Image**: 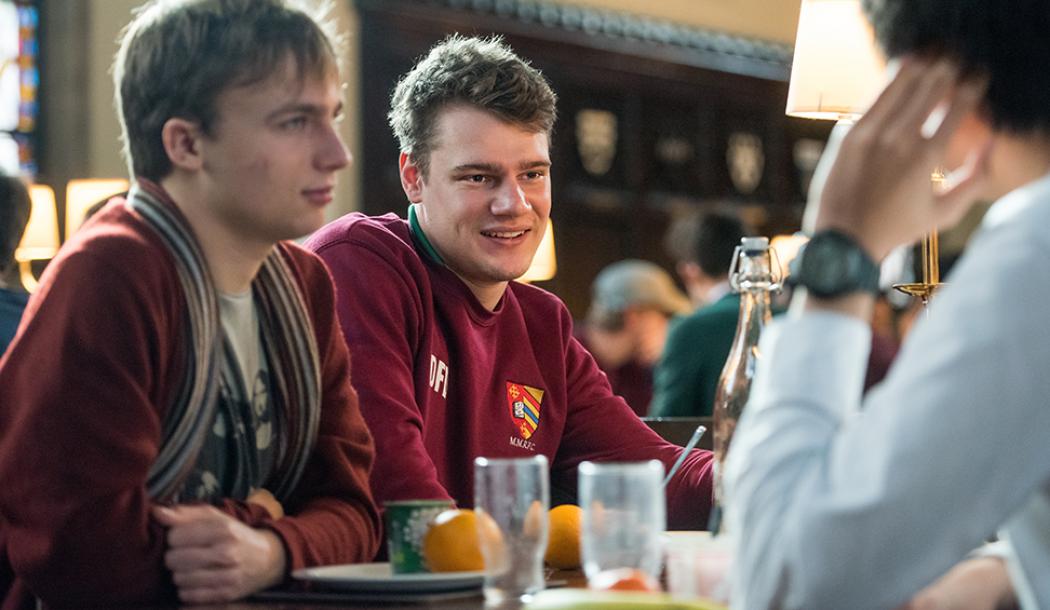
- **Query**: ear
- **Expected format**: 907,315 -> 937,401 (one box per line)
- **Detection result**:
945,110 -> 993,172
677,261 -> 702,284
399,152 -> 425,203
620,308 -> 641,330
161,117 -> 204,172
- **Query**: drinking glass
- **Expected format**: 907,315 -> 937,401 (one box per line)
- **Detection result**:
664,531 -> 734,603
474,455 -> 550,606
578,460 -> 666,582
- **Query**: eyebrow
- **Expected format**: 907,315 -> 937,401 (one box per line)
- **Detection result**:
450,160 -> 552,173
266,100 -> 344,121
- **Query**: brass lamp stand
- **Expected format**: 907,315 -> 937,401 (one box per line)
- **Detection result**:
893,170 -> 947,306
892,230 -> 940,306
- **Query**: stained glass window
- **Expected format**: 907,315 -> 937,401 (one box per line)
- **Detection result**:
0,0 -> 37,176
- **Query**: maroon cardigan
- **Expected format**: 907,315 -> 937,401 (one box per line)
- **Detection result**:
0,199 -> 380,608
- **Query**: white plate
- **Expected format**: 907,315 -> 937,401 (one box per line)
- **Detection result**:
292,562 -> 486,593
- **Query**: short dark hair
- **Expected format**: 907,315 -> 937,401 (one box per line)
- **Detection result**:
665,210 -> 748,278
114,0 -> 343,181
863,0 -> 1050,133
0,174 -> 30,272
388,35 -> 558,177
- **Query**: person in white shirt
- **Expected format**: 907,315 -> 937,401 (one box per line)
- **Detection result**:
724,0 -> 1050,608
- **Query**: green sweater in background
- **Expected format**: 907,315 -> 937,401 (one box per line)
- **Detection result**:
650,293 -> 741,417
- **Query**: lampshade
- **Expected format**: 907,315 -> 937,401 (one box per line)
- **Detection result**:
785,0 -> 884,120
15,184 -> 59,262
519,218 -> 557,283
65,178 -> 130,237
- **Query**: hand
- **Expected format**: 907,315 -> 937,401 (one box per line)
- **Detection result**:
152,504 -> 287,604
247,488 -> 285,520
804,57 -> 992,262
896,557 -> 1018,610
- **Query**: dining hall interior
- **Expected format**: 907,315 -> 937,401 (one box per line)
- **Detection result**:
16,0 -> 820,312
0,0 -> 1041,608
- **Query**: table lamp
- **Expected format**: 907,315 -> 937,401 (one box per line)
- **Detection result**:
785,0 -> 883,122
15,184 -> 59,292
787,0 -> 941,303
65,178 -> 129,238
518,218 -> 556,283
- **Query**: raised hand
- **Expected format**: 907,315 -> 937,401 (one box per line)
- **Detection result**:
152,504 -> 286,604
805,57 -> 992,262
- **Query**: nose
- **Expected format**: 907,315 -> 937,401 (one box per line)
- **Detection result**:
317,123 -> 351,172
490,178 -> 531,216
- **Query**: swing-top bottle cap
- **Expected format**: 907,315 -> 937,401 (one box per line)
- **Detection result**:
740,236 -> 769,252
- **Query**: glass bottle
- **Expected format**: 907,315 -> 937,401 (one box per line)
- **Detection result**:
712,237 -> 780,510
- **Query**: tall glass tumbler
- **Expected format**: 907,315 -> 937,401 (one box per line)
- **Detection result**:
474,455 -> 550,606
579,460 -> 666,582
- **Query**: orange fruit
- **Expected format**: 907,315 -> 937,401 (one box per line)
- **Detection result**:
421,509 -> 485,572
544,504 -> 582,569
589,567 -> 661,592
524,500 -> 546,539
421,508 -> 505,572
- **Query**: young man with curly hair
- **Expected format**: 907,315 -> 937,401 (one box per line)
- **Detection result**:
308,36 -> 713,535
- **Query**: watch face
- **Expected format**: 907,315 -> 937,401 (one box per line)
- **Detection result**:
798,231 -> 873,297
808,238 -> 849,294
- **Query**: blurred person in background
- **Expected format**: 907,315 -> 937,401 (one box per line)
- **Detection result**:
664,208 -> 750,309
650,210 -> 747,416
580,259 -> 691,416
0,173 -> 29,356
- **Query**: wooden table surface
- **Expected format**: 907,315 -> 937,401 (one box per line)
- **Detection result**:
144,569 -> 587,610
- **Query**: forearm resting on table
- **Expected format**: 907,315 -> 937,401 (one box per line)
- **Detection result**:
901,557 -> 1018,610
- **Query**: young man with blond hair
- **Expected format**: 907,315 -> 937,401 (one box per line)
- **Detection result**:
0,1 -> 379,606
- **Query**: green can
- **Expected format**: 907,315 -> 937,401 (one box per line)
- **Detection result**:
384,499 -> 455,574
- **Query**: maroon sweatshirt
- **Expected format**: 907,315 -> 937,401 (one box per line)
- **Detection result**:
307,214 -> 712,533
0,196 -> 380,609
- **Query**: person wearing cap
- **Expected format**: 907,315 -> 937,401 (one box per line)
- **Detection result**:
650,211 -> 748,417
306,35 -> 712,533
581,259 -> 690,415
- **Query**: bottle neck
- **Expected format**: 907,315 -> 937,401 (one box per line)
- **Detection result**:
732,248 -> 775,344
737,287 -> 772,335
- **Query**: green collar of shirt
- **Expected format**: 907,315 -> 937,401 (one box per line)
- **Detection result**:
407,204 -> 446,266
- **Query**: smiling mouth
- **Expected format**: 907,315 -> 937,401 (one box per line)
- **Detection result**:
481,229 -> 529,239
